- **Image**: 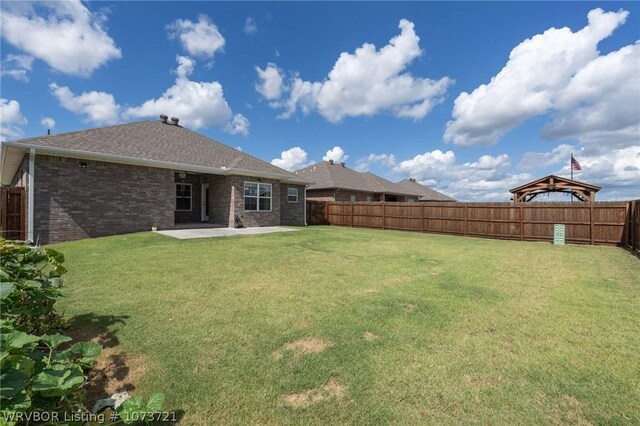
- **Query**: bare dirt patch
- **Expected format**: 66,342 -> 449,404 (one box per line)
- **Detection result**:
83,347 -> 148,406
66,323 -> 147,407
363,331 -> 378,341
273,338 -> 333,360
283,379 -> 347,408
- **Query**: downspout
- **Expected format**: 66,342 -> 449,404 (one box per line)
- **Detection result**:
28,148 -> 35,243
304,185 -> 308,226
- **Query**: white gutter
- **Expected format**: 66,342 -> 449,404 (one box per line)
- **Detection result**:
28,148 -> 35,242
3,142 -> 309,185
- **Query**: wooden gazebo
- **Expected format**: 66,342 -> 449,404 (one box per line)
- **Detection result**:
510,175 -> 600,203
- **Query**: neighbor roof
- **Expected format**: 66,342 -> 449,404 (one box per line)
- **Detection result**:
1,120 -> 307,185
294,161 -> 375,192
294,161 -> 428,197
395,178 -> 456,202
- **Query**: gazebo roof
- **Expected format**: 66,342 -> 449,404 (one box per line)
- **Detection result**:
510,175 -> 600,202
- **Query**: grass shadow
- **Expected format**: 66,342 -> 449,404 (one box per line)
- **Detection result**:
65,313 -> 129,349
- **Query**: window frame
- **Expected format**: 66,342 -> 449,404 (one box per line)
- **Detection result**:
175,183 -> 192,212
287,188 -> 299,203
244,181 -> 272,212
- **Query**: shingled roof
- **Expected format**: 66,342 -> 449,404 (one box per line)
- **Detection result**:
294,161 -> 374,192
294,161 -> 434,197
1,120 -> 306,184
395,178 -> 456,202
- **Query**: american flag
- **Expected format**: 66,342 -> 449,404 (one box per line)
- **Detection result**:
571,155 -> 582,171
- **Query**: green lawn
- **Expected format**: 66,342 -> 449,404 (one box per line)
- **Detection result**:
53,227 -> 640,424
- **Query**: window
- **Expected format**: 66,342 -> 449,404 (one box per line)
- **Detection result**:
366,195 -> 372,202
350,195 -> 357,202
176,183 -> 192,211
244,182 -> 272,211
287,188 -> 298,203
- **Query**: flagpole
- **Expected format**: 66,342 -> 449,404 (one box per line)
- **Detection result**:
570,153 -> 573,202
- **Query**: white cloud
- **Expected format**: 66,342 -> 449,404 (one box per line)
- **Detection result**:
167,15 -> 225,58
0,0 -> 121,77
519,144 -> 575,169
568,147 -> 640,194
541,41 -> 640,149
225,113 -> 250,136
518,144 -> 640,200
244,17 -> 257,35
394,151 -> 529,201
40,117 -> 55,129
257,19 -> 453,122
322,146 -> 349,163
445,8 -> 630,146
0,54 -> 33,82
355,153 -> 397,172
255,63 -> 284,101
0,98 -> 27,141
394,149 -> 456,179
271,147 -> 311,171
50,83 -> 120,125
357,149 -> 532,201
124,56 -> 246,134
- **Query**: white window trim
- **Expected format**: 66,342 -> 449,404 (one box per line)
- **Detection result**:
244,181 -> 272,212
176,183 -> 192,212
287,187 -> 299,203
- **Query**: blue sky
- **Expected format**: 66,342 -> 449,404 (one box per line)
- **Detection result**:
1,1 -> 639,200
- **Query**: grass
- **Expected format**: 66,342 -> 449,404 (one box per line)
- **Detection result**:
53,226 -> 640,424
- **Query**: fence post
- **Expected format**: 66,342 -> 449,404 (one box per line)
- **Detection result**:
382,202 -> 386,230
624,203 -> 631,246
520,204 -> 524,241
420,203 -> 424,233
464,204 -> 468,236
590,202 -> 594,245
350,202 -> 354,227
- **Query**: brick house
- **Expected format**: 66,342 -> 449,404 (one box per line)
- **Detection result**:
0,117 -> 308,244
294,161 -> 454,202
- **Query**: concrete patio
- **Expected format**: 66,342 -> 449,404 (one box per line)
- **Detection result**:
155,226 -> 298,240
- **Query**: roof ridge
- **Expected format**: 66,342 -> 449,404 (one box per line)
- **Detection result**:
6,120 -> 153,144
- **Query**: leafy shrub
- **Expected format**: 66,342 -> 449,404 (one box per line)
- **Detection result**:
1,239 -> 102,423
0,240 -> 66,335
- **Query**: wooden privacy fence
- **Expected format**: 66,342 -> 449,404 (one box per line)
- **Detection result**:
0,187 -> 26,240
308,200 -> 640,248
631,200 -> 640,251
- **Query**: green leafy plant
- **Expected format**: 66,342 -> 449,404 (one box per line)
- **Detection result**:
0,239 -> 101,424
117,393 -> 165,424
0,240 -> 66,335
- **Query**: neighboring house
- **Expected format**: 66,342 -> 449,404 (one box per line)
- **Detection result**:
394,178 -> 456,202
0,116 -> 308,244
294,160 -> 424,202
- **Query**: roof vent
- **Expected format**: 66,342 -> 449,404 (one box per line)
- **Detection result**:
171,117 -> 179,126
159,114 -> 168,123
329,159 -> 334,165
340,162 -> 345,167
409,178 -> 416,183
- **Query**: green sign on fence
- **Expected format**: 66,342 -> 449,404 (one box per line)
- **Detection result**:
553,224 -> 566,245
